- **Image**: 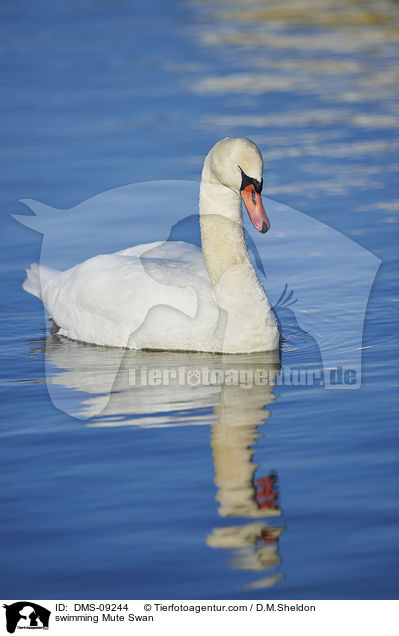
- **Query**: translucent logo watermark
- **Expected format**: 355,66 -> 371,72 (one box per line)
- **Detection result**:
13,180 -> 380,420
128,365 -> 357,388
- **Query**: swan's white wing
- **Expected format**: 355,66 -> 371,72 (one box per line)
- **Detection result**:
42,241 -> 216,350
116,241 -> 164,257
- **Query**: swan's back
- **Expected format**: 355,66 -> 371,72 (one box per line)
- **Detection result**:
38,241 -> 220,350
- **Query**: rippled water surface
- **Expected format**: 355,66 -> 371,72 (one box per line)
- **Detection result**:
1,0 -> 398,599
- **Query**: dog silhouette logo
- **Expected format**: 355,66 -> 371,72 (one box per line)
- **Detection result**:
2,602 -> 50,633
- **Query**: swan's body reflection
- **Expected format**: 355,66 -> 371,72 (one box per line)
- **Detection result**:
42,334 -> 285,589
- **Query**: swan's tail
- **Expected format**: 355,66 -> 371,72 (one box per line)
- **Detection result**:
23,263 -> 59,300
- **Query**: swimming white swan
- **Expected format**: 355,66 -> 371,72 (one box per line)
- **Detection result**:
23,137 -> 280,353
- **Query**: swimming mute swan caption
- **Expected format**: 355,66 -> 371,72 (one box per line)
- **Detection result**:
23,138 -> 280,353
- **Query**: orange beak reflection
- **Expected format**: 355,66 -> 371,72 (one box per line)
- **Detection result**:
241,184 -> 270,233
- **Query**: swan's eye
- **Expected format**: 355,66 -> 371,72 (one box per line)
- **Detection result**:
239,168 -> 263,194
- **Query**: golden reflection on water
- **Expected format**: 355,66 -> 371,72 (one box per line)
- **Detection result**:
42,335 -> 285,588
176,0 -> 399,199
220,0 -> 394,28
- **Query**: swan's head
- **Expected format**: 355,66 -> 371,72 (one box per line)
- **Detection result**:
206,137 -> 270,233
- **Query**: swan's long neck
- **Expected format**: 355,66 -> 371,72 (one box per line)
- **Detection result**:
199,158 -> 253,287
199,156 -> 279,353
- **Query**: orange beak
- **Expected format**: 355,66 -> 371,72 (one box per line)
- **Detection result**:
241,184 -> 270,233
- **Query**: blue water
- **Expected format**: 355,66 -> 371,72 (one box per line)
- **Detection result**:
1,0 -> 398,599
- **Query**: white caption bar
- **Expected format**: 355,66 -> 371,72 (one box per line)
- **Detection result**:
1,600 -> 396,635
